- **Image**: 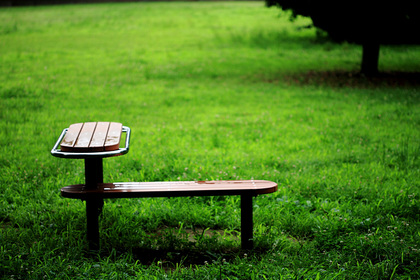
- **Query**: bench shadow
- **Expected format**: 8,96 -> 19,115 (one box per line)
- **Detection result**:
98,227 -> 269,268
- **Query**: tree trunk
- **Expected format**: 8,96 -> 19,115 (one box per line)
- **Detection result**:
361,42 -> 380,76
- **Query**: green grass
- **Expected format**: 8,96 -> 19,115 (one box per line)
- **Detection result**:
1,2 -> 420,279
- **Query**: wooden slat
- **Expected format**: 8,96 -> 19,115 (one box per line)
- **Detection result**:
73,122 -> 97,151
104,122 -> 122,151
59,122 -> 123,152
61,180 -> 278,199
60,123 -> 83,152
89,122 -> 110,152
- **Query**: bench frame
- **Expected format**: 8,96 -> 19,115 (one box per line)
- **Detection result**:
51,124 -> 277,251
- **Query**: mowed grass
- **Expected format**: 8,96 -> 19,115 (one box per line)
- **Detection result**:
1,2 -> 420,279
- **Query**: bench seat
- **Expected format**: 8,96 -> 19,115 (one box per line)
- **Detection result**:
61,180 -> 277,199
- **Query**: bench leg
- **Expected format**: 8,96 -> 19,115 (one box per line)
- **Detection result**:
241,194 -> 253,250
86,198 -> 103,251
84,158 -> 104,250
85,158 -> 103,187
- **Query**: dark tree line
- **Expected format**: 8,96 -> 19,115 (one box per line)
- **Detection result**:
1,0 -> 140,6
266,0 -> 420,75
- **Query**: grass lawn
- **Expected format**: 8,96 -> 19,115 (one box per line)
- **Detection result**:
1,1 -> 419,279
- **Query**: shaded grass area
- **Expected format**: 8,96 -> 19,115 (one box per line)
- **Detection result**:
1,2 -> 420,279
282,71 -> 420,89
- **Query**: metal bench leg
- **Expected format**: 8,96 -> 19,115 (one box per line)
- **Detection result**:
86,198 -> 102,250
241,194 -> 253,250
85,158 -> 103,187
84,158 -> 103,250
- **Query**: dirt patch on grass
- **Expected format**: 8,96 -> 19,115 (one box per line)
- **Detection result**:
152,227 -> 239,243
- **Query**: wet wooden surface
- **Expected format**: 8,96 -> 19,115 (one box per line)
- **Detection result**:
60,122 -> 122,152
61,180 -> 278,199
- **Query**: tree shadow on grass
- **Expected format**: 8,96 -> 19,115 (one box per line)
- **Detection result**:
282,70 -> 420,89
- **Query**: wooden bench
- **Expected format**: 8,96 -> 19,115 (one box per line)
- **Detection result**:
52,122 -> 278,250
